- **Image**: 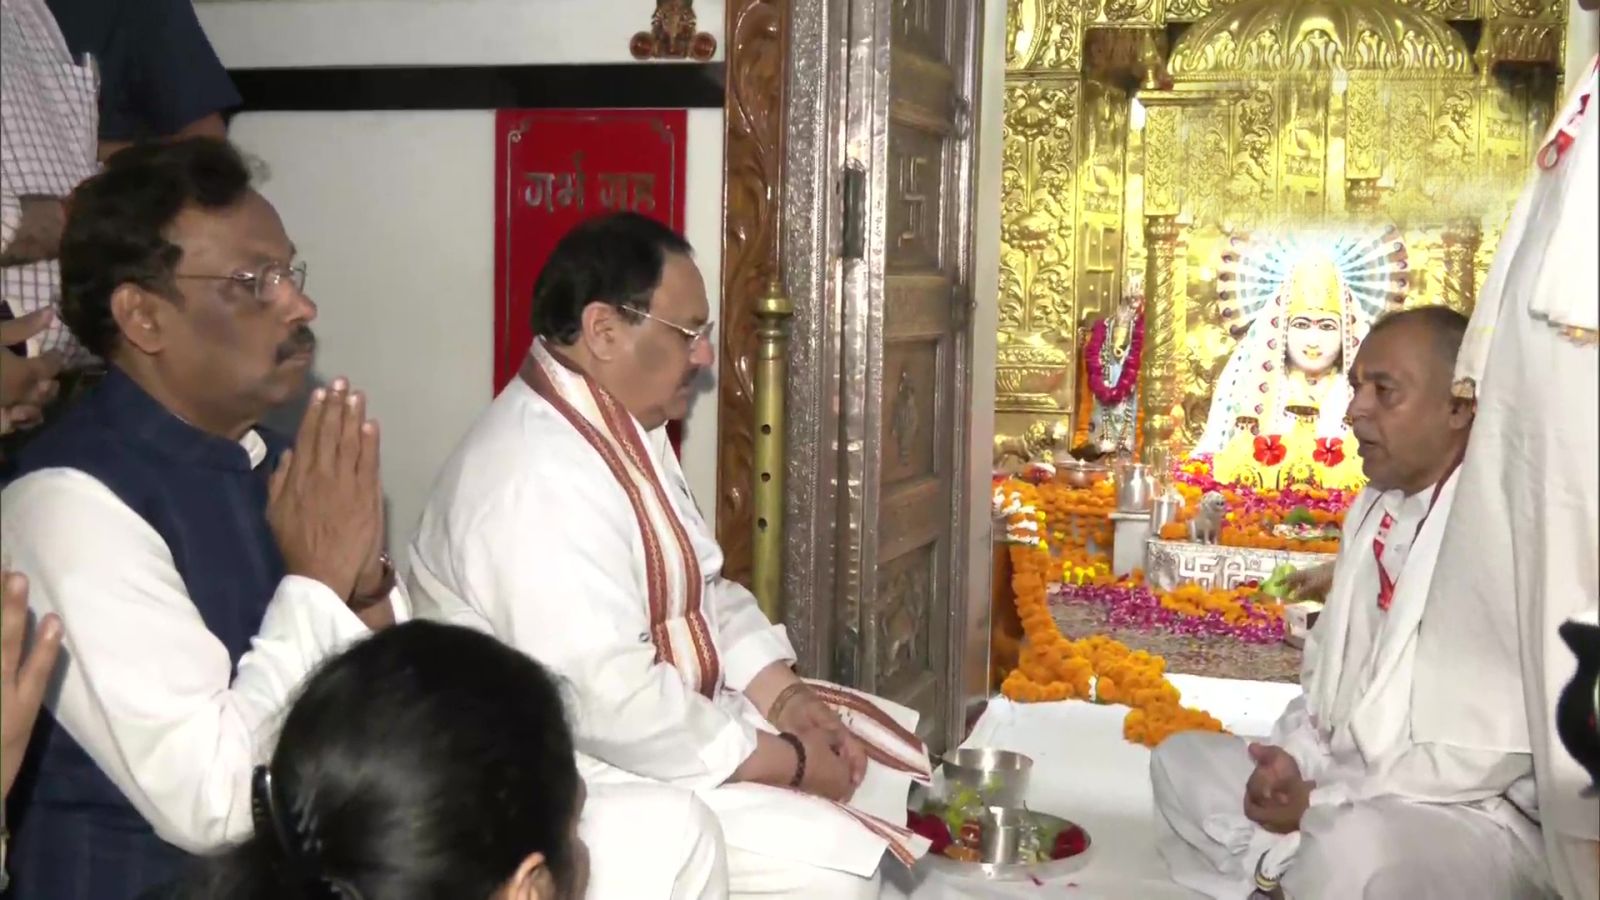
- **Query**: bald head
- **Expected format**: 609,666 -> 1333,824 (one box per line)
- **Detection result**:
1364,305 -> 1469,388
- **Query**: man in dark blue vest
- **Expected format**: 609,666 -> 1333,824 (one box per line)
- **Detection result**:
0,137 -> 404,899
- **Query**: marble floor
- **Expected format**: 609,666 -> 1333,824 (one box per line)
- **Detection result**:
886,676 -> 1301,899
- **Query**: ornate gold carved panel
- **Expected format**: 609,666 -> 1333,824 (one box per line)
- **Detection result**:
997,76 -> 1080,429
998,0 -> 1567,457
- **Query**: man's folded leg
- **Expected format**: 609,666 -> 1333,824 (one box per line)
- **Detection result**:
1151,730 -> 1262,898
582,781 -> 730,900
725,844 -> 882,900
1283,798 -> 1556,900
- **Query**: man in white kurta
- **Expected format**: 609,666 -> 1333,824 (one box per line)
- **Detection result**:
1151,308 -> 1554,899
1412,54 -> 1600,900
408,213 -> 930,899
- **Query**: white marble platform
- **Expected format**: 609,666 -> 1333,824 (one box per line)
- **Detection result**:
1145,539 -> 1336,592
886,676 -> 1301,899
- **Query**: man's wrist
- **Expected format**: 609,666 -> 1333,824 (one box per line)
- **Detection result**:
765,682 -> 809,727
776,731 -> 806,788
350,552 -> 395,608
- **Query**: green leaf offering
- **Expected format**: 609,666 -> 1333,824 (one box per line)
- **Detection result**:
1283,506 -> 1316,528
1258,563 -> 1297,600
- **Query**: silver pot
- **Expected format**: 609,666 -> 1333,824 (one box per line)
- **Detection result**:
940,748 -> 1034,810
1151,491 -> 1184,531
1114,462 -> 1156,512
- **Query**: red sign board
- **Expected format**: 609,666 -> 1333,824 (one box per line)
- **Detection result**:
493,109 -> 689,448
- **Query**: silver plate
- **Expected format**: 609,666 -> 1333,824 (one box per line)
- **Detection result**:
912,792 -> 1093,882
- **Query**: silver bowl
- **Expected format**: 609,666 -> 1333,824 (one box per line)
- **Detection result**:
1053,458 -> 1109,488
940,748 -> 1033,809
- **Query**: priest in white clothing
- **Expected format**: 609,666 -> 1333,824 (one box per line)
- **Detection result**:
1150,306 -> 1555,899
408,212 -> 933,899
1412,46 -> 1600,900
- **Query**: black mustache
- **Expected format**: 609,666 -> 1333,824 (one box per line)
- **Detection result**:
275,327 -> 317,363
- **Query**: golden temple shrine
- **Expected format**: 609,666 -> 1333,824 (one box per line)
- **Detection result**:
996,0 -> 1570,467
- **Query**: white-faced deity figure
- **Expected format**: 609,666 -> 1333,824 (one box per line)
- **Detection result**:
1193,232 -> 1407,456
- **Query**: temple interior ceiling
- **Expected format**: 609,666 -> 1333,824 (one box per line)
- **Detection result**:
997,0 -> 1569,461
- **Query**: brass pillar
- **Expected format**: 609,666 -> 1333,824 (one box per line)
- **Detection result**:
750,279 -> 793,623
1140,214 -> 1182,451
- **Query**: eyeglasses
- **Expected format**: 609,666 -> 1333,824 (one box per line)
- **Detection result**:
174,261 -> 308,306
630,307 -> 715,347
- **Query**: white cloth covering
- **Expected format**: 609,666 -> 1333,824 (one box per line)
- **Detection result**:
407,345 -> 929,898
1152,731 -> 1553,900
582,782 -> 729,900
1151,473 -> 1551,897
1413,59 -> 1600,900
0,432 -> 409,851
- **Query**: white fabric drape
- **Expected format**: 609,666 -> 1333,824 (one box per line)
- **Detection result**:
1414,61 -> 1600,900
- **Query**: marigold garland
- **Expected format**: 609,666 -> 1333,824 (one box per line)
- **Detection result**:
997,522 -> 1225,748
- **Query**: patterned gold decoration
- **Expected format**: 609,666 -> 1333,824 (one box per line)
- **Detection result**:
1168,0 -> 1475,79
998,0 -> 1567,456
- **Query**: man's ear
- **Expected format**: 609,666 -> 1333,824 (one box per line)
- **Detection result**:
579,301 -> 624,362
499,851 -> 554,900
1447,395 -> 1476,430
109,283 -> 168,356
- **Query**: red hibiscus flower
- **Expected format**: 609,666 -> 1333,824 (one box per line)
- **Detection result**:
1052,824 -> 1089,859
1253,435 -> 1287,466
1313,437 -> 1345,467
906,810 -> 952,855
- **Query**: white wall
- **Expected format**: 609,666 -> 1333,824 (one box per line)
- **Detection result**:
200,6 -> 726,549
198,0 -> 726,67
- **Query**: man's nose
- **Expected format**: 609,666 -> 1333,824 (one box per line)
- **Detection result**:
690,336 -> 715,368
1347,385 -> 1372,419
285,287 -> 318,323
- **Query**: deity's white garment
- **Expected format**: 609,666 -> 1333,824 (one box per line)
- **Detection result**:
1413,59 -> 1600,900
406,342 -> 930,900
1151,475 -> 1554,899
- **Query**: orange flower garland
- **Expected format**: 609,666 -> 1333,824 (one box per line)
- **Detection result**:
1033,481 -> 1115,582
1157,583 -> 1284,627
998,536 -> 1225,748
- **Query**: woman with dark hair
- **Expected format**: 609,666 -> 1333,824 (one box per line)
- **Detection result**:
180,620 -> 590,899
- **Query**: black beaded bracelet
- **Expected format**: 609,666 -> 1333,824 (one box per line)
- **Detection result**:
776,731 -> 806,788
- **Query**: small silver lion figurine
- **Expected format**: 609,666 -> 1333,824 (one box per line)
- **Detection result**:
1188,491 -> 1227,544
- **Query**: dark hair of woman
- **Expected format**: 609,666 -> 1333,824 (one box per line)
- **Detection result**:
529,211 -> 694,345
177,621 -> 588,900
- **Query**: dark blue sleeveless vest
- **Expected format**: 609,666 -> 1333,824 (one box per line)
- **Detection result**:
4,369 -> 287,900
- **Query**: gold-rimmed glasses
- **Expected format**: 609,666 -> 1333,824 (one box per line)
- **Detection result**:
174,261 -> 308,306
630,307 -> 715,347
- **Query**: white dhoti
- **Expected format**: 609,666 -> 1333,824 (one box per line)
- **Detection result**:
1413,60 -> 1600,900
583,781 -> 729,899
1152,732 -> 1552,900
1153,470 -> 1557,898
